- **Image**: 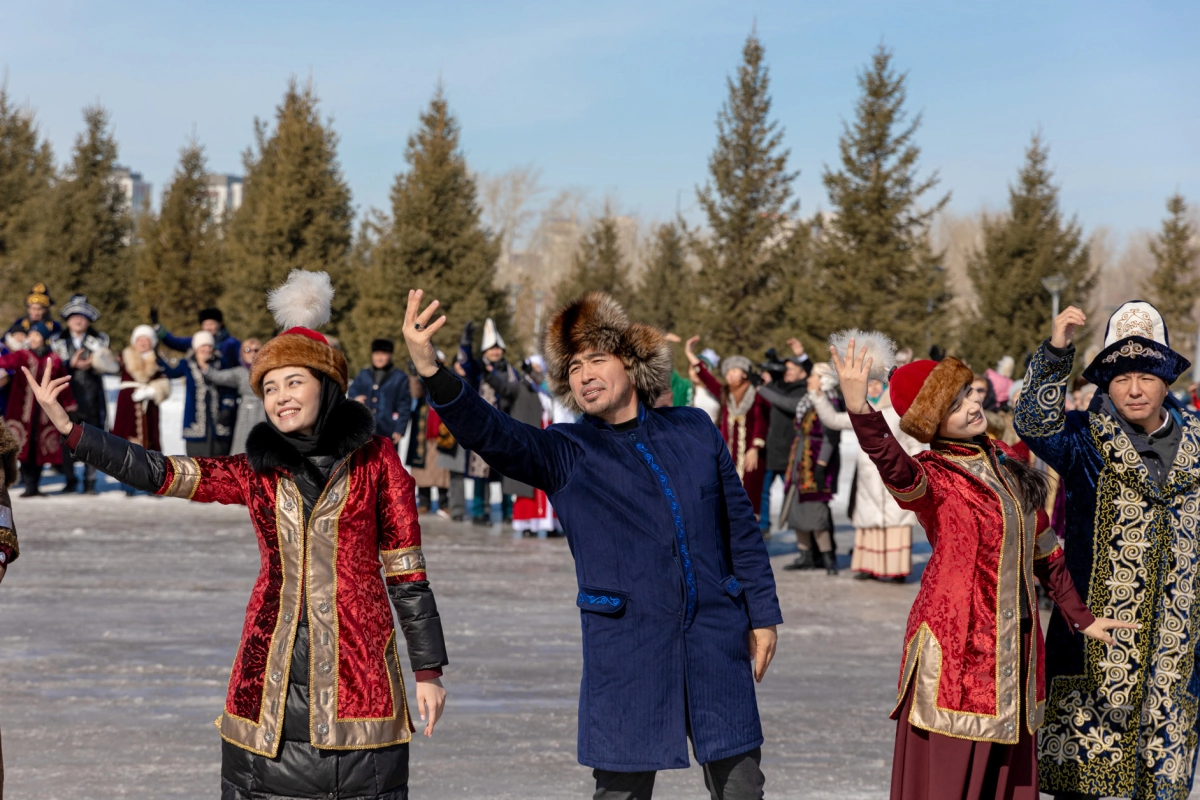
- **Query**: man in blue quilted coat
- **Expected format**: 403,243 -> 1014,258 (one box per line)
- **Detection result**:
404,289 -> 782,799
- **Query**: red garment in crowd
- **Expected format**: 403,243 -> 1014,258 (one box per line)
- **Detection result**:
695,363 -> 770,514
0,349 -> 77,465
111,347 -> 169,450
890,628 -> 1038,800
65,424 -> 428,758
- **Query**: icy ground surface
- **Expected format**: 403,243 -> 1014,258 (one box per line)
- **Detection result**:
0,485 -> 934,799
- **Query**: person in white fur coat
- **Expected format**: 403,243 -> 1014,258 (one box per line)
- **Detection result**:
815,332 -> 925,582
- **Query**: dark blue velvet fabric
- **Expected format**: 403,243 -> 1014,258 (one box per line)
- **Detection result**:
1015,341 -> 1200,798
349,366 -> 412,438
429,377 -> 783,771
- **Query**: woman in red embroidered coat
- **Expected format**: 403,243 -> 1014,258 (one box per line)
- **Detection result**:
111,325 -> 171,451
0,322 -> 77,496
831,336 -> 1134,800
27,271 -> 448,800
685,339 -> 771,516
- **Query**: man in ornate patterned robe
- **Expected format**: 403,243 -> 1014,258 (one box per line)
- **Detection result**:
1015,301 -> 1200,800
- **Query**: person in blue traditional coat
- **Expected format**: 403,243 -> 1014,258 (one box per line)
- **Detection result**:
1015,301 -> 1200,800
403,289 -> 782,800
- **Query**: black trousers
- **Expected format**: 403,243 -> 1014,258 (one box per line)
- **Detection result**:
593,747 -> 764,800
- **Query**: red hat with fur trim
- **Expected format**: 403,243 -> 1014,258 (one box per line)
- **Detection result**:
889,357 -> 975,444
541,292 -> 672,414
249,270 -> 348,397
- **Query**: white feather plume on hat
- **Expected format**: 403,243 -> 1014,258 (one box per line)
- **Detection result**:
267,270 -> 334,331
828,329 -> 897,383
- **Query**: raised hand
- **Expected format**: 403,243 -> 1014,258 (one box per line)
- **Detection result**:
830,338 -> 873,415
683,335 -> 701,367
1051,306 -> 1087,349
786,337 -> 805,357
21,362 -> 74,436
403,290 -> 448,378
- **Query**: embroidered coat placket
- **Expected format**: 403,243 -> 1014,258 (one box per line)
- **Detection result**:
1016,343 -> 1200,799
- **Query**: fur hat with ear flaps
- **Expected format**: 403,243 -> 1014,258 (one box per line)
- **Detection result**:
541,292 -> 672,415
250,270 -> 349,398
888,356 -> 975,444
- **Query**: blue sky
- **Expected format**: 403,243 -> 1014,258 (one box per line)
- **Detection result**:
3,1 -> 1197,239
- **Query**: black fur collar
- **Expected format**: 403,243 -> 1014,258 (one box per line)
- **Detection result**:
245,400 -> 376,476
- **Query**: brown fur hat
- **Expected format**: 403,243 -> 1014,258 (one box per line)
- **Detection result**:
0,422 -> 19,488
251,332 -> 348,398
541,292 -> 672,414
891,357 -> 975,444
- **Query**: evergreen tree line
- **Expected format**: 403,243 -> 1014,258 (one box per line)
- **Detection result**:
1,37 -> 1196,377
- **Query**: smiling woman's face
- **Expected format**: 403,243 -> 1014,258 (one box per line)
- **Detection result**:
936,385 -> 987,440
262,366 -> 322,435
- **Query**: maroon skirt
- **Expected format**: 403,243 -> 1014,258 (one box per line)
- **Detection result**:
890,628 -> 1037,800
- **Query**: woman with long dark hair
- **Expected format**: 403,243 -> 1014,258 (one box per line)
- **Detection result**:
831,335 -> 1132,800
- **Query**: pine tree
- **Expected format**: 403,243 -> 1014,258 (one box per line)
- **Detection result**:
345,87 -> 503,367
35,105 -> 135,336
0,83 -> 55,325
133,141 -> 226,337
819,45 -> 949,354
692,32 -> 803,357
964,135 -> 1093,373
632,221 -> 691,332
225,78 -> 354,339
553,211 -> 633,309
1143,193 -> 1200,341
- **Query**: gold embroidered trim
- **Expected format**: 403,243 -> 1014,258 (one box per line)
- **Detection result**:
381,547 -> 426,577
164,456 -> 202,500
887,472 -> 928,502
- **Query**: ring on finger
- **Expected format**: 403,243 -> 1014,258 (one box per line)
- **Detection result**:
414,323 -> 424,331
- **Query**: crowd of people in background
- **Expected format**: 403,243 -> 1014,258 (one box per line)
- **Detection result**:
8,279 -> 1200,591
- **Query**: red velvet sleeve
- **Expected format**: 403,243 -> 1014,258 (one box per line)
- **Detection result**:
377,440 -> 426,584
848,409 -> 933,517
1032,508 -> 1096,633
695,363 -> 723,401
750,395 -> 769,449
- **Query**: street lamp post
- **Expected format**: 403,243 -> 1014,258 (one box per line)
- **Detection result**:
1041,274 -> 1069,320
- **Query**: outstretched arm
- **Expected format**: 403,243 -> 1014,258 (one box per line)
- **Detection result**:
831,339 -> 935,523
403,291 -> 579,493
1013,307 -> 1086,475
22,365 -> 246,504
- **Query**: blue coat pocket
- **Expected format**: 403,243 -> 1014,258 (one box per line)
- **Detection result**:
721,575 -> 744,598
577,587 -> 629,615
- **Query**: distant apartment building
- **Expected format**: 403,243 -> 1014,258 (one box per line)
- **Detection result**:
205,174 -> 244,217
112,165 -> 152,215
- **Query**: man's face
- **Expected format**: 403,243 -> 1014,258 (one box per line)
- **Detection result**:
482,346 -> 505,364
1109,372 -> 1169,428
783,362 -> 806,383
26,304 -> 46,321
371,351 -> 392,369
66,315 -> 89,335
568,351 -> 634,417
201,319 -> 221,335
969,378 -> 988,405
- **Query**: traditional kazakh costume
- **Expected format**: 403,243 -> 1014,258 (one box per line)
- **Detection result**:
1015,301 -> 1200,799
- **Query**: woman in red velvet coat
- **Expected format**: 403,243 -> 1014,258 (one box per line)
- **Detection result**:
831,335 -> 1134,800
685,338 -> 771,517
0,322 -> 77,495
111,325 -> 171,451
25,271 -> 448,800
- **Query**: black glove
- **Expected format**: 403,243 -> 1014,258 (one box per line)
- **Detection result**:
460,320 -> 475,349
